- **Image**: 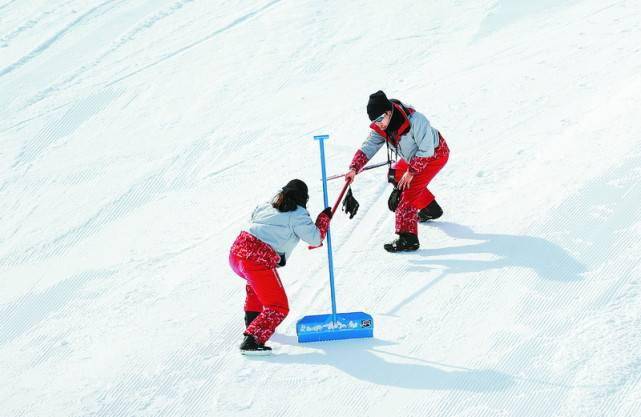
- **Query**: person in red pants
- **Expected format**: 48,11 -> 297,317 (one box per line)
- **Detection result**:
229,179 -> 331,355
345,90 -> 450,252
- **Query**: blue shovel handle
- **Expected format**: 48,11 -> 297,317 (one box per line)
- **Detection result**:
314,135 -> 337,319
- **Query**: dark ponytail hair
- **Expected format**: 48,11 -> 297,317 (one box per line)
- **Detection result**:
272,191 -> 297,212
272,179 -> 309,212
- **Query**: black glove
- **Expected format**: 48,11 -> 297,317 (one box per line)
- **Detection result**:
342,187 -> 359,219
277,253 -> 286,267
388,187 -> 401,212
321,207 -> 333,219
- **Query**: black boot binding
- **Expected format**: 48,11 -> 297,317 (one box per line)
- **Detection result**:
239,334 -> 272,356
384,233 -> 420,252
418,200 -> 443,223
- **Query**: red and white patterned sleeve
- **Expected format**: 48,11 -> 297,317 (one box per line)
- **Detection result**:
348,150 -> 369,173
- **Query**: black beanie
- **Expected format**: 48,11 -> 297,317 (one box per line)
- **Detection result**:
367,90 -> 393,121
282,179 -> 309,208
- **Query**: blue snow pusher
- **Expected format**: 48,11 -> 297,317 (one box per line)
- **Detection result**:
297,312 -> 374,342
296,135 -> 374,343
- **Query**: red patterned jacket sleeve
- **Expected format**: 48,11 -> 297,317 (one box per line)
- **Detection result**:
348,150 -> 369,173
314,212 -> 331,241
408,156 -> 431,175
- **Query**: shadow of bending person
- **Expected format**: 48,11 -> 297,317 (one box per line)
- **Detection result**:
260,336 -> 514,392
415,222 -> 586,282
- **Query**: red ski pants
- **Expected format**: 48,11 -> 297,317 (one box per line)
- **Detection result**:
229,253 -> 289,344
393,135 -> 449,235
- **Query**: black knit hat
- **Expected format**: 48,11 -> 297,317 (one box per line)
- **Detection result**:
282,179 -> 309,207
367,90 -> 393,121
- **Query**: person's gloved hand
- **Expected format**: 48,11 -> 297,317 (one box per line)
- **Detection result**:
314,207 -> 332,242
388,187 -> 401,212
342,187 -> 359,219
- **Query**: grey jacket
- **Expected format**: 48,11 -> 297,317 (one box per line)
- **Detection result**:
360,110 -> 440,162
246,202 -> 322,261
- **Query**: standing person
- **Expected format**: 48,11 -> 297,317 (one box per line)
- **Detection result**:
345,90 -> 450,252
229,179 -> 332,355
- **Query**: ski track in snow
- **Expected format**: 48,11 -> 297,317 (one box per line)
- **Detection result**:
0,0 -> 19,12
104,0 -> 283,88
1,0 -> 641,416
0,8 -> 57,48
12,88 -> 121,168
16,0 -> 199,110
1,137 -> 211,267
0,0 -> 120,78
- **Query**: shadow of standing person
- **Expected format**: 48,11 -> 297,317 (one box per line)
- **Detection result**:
385,222 -> 586,316
415,222 -> 586,282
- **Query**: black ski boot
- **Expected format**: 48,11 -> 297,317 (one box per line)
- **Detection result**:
245,311 -> 260,327
418,200 -> 443,222
239,334 -> 272,356
384,233 -> 420,252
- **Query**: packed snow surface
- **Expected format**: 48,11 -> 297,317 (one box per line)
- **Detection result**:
1,1 -> 641,416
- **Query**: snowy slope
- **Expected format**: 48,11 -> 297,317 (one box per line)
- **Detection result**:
2,1 -> 641,416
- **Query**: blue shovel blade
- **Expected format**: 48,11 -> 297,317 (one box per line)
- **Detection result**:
296,312 -> 374,343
